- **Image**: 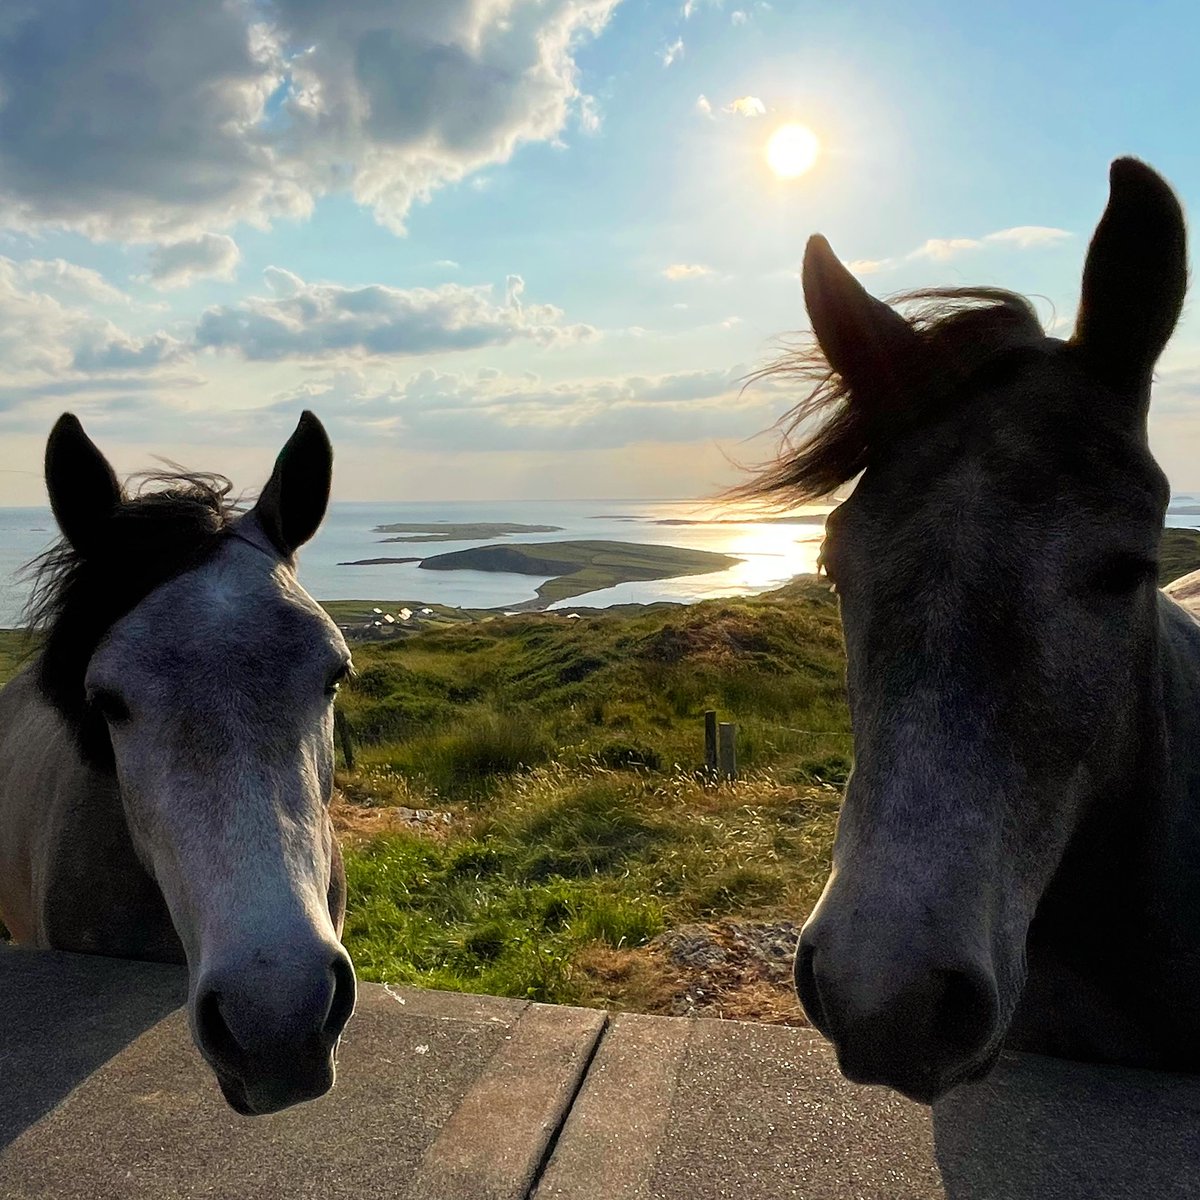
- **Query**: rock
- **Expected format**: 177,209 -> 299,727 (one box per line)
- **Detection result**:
648,920 -> 805,1021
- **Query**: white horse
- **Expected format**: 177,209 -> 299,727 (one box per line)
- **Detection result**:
0,412 -> 356,1115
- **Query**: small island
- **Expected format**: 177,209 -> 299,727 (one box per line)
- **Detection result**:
337,556 -> 422,566
418,539 -> 740,608
371,521 -> 563,543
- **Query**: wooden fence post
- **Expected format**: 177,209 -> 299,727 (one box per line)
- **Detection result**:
718,722 -> 737,782
704,710 -> 718,777
334,708 -> 355,771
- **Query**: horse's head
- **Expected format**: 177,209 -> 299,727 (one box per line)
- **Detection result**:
758,159 -> 1186,1102
39,413 -> 355,1115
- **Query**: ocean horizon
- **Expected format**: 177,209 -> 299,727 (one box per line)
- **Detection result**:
0,498 -> 835,629
5,495 -> 1200,630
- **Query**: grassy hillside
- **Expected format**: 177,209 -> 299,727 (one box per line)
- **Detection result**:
0,630 -> 31,683
334,578 -> 847,779
331,578 -> 848,1015
1160,527 -> 1200,586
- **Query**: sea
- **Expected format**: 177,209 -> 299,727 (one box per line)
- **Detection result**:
0,499 -> 834,629
5,495 -> 1200,630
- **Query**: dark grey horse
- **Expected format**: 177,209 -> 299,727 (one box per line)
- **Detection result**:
0,412 -> 356,1115
740,158 -> 1200,1103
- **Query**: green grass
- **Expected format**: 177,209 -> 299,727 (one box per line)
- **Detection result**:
1160,527 -> 1200,586
327,579 -> 850,1004
0,630 -> 33,683
340,763 -> 840,1003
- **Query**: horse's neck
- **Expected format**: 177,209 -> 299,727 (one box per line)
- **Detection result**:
44,775 -> 183,963
1011,592 -> 1200,1067
1142,595 -> 1200,933
0,670 -> 182,963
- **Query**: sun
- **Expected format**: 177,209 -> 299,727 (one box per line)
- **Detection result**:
766,124 -> 820,179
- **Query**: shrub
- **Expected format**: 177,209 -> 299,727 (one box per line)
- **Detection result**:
496,778 -> 661,881
388,710 -> 554,800
591,741 -> 663,772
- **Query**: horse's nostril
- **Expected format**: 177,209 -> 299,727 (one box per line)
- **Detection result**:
793,939 -> 828,1031
324,953 -> 356,1042
932,966 -> 998,1057
196,988 -> 246,1068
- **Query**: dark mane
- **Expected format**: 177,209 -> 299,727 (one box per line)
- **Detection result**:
733,288 -> 1045,504
23,471 -> 239,762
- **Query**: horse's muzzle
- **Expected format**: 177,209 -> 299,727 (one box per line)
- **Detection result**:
193,947 -> 356,1115
794,924 -> 1001,1104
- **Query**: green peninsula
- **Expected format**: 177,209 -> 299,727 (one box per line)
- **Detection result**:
418,540 -> 740,608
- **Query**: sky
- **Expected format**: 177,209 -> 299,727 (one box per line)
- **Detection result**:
1,0 -> 1200,505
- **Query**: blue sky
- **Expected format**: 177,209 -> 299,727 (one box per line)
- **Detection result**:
1,0 -> 1198,504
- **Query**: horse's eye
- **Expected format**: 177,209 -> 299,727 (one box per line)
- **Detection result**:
1093,553 -> 1157,595
326,662 -> 352,697
89,688 -> 131,725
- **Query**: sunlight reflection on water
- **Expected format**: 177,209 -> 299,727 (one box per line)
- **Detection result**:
547,515 -> 828,609
5,494 -> 1199,624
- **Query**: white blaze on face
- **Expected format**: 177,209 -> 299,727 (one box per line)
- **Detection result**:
83,540 -> 349,969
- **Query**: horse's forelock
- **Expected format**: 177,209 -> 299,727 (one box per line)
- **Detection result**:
22,472 -> 241,763
730,288 -> 1045,506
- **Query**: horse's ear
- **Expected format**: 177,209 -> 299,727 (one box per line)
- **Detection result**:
45,413 -> 124,556
802,235 -> 924,403
1071,158 -> 1187,392
252,411 -> 332,558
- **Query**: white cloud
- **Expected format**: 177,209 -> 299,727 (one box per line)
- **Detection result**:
193,270 -> 595,361
0,257 -> 182,381
1151,366 -> 1200,416
661,37 -> 685,67
682,0 -> 724,16
663,263 -> 715,281
696,94 -> 714,118
912,237 -> 983,262
731,10 -> 748,24
256,360 -> 785,452
146,234 -> 241,290
0,256 -> 192,422
578,95 -> 603,135
724,96 -> 766,117
847,259 -> 892,276
0,1 -> 620,242
983,226 -> 1072,249
842,225 -> 1073,275
6,258 -> 133,308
